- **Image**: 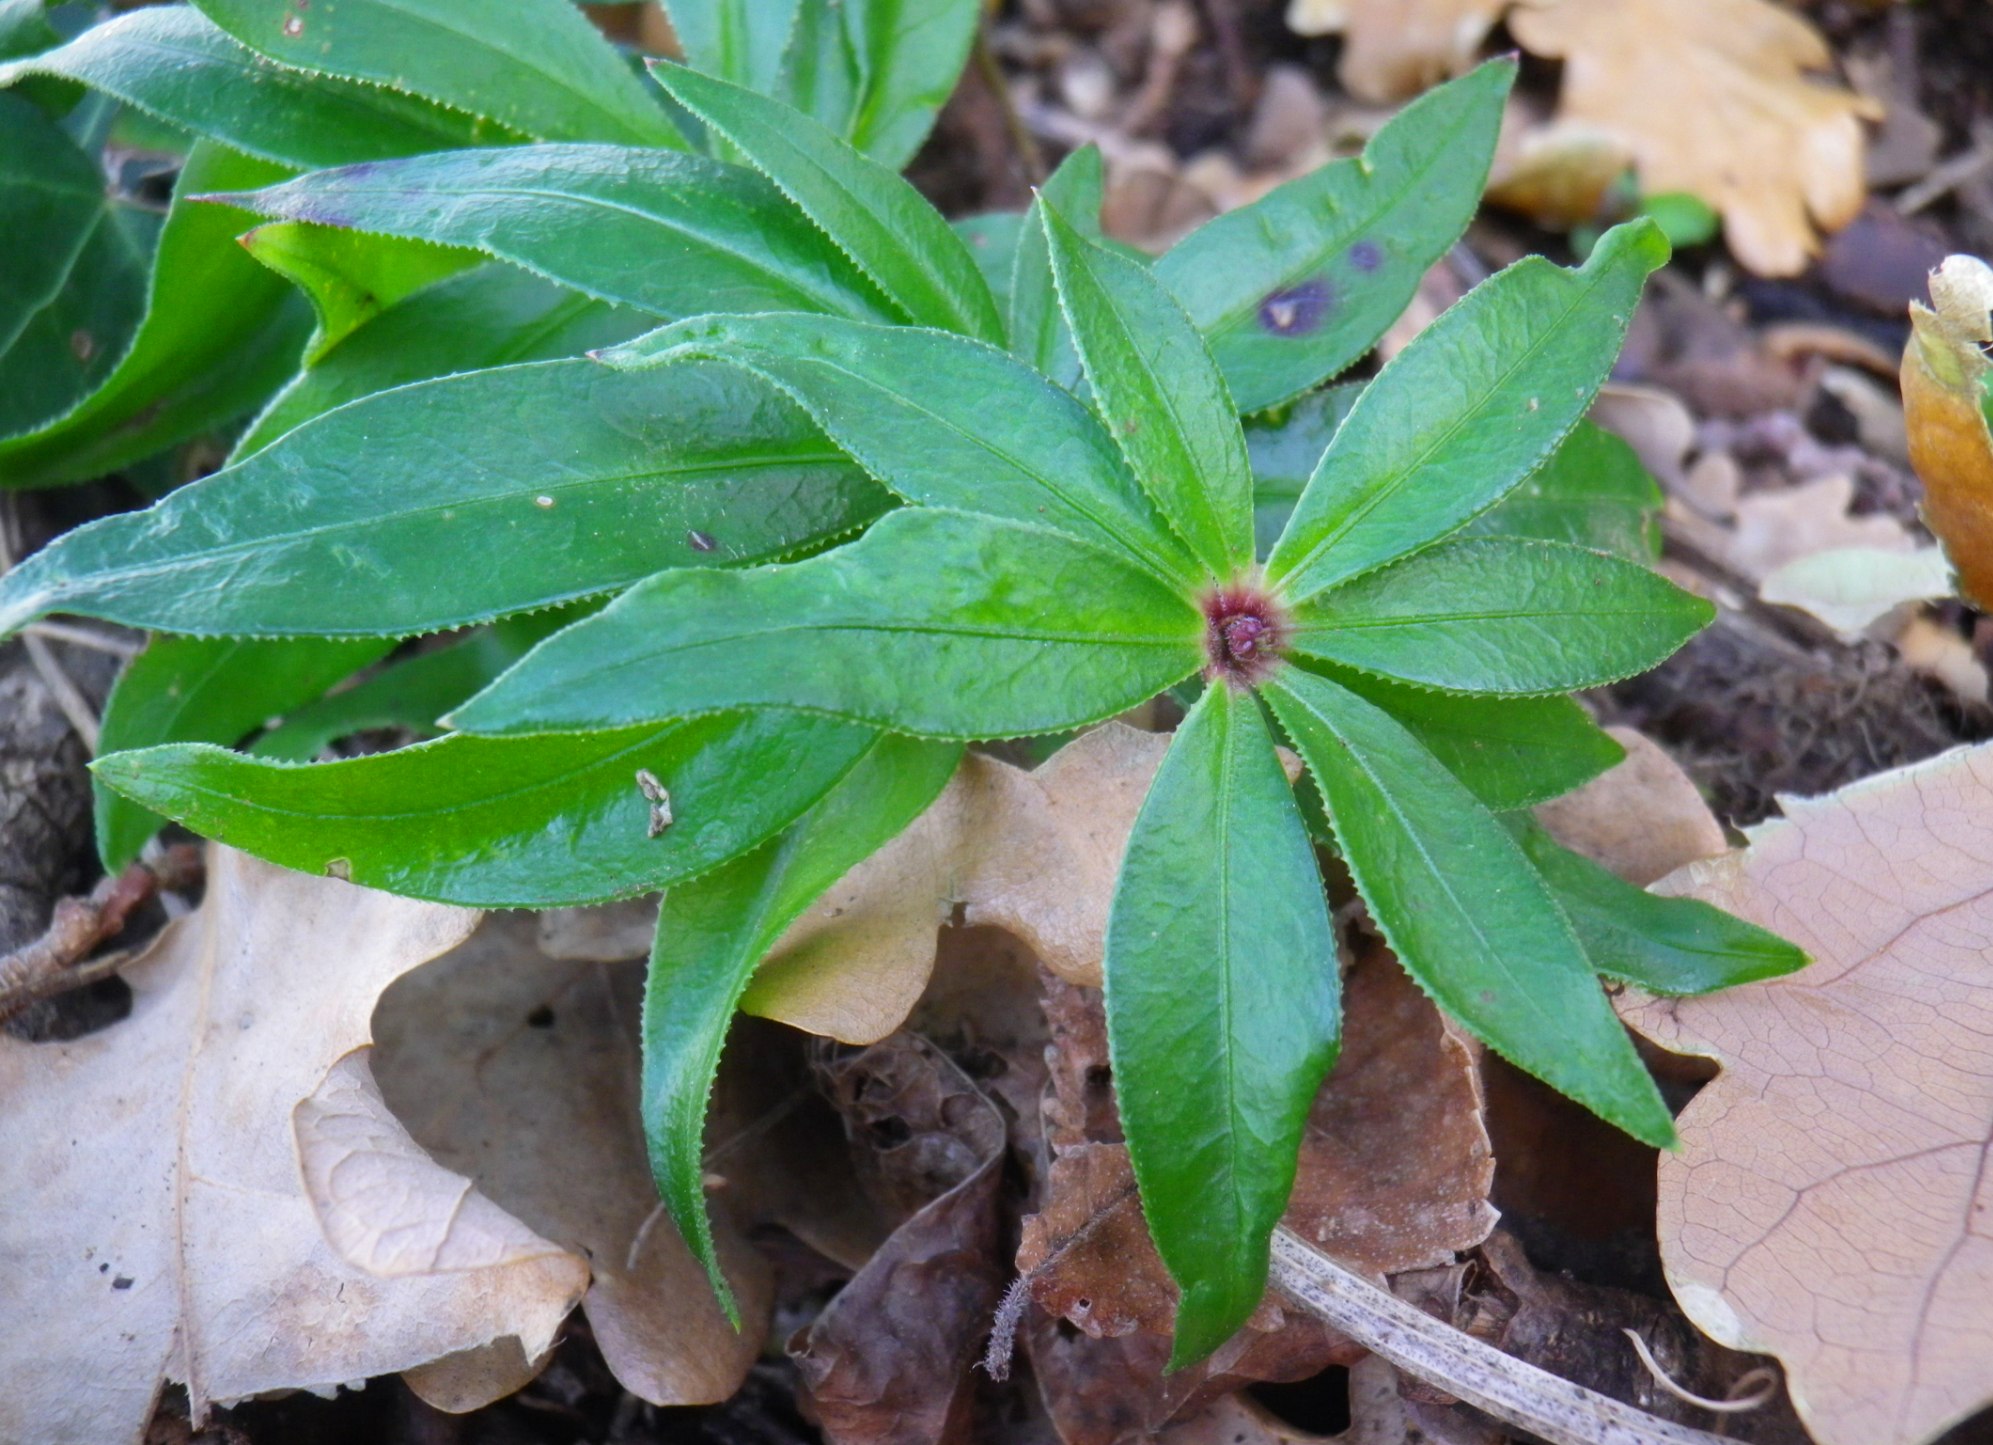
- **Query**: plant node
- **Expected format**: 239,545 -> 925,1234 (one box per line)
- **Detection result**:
1201,586 -> 1288,689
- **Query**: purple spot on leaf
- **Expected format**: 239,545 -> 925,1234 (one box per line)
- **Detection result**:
1348,240 -> 1384,273
1257,278 -> 1334,338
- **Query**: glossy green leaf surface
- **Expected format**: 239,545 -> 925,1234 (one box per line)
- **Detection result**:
1287,537 -> 1713,696
1105,684 -> 1338,1365
0,359 -> 889,639
643,732 -> 961,1314
249,617 -> 573,762
1044,202 -> 1254,580
601,311 -> 1197,587
1246,383 -> 1361,557
1263,667 -> 1674,1147
1156,60 -> 1511,414
0,143 -> 308,488
650,63 -> 1001,342
0,93 -> 153,444
769,0 -> 979,170
191,0 -> 682,146
236,265 -> 644,457
661,0 -> 800,97
1009,144 -> 1102,378
1508,817 -> 1808,997
208,146 -> 895,323
0,6 -> 498,169
92,709 -> 878,906
449,507 -> 1204,740
955,209 -> 1022,316
95,635 -> 394,869
1466,421 -> 1662,562
1309,663 -> 1623,811
240,220 -> 479,362
1266,221 -> 1669,604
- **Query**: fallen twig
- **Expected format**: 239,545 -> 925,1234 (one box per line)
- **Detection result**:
1269,1228 -> 1739,1445
0,845 -> 204,1021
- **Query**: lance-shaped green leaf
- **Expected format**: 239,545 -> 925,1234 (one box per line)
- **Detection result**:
1247,383 -> 1362,556
190,0 -> 682,147
0,93 -> 153,444
600,311 -> 1198,587
1507,817 -> 1808,997
1010,144 -> 1103,377
649,62 -> 1002,342
449,507 -> 1204,741
1312,663 -> 1624,811
1465,421 -> 1662,562
1265,222 -> 1669,605
207,146 -> 895,324
0,6 -> 500,170
1156,59 -> 1512,414
0,143 -> 308,488
0,359 -> 889,639
250,615 -> 575,762
94,635 -> 395,870
236,266 -> 645,457
1043,201 -> 1254,580
1105,684 -> 1338,1365
955,210 -> 1022,316
1287,537 -> 1712,696
769,0 -> 980,170
662,0 -> 799,97
91,709 -> 878,907
1263,667 -> 1674,1148
644,733 -> 962,1317
241,220 -> 480,362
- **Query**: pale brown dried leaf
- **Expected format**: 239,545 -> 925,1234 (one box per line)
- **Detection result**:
0,849 -> 585,1444
1536,728 -> 1727,887
743,725 -> 1171,1043
370,916 -> 772,1407
1621,743 -> 1993,1445
1285,0 -> 1508,103
1507,0 -> 1880,276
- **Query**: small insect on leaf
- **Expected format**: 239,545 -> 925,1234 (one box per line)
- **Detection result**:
636,768 -> 673,838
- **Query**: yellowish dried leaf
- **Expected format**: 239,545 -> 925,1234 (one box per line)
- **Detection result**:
1621,744 -> 1993,1445
1507,0 -> 1880,275
741,724 -> 1172,1042
0,850 -> 586,1444
1903,255 -> 1993,608
1285,0 -> 1508,103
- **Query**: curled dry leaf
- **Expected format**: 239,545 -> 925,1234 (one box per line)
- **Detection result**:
1284,0 -> 1508,103
1621,743 -> 1993,1445
1507,0 -> 1880,276
793,1034 -> 1008,1445
742,724 -> 1171,1042
1903,255 -> 1993,608
370,915 -> 772,1407
0,849 -> 586,1445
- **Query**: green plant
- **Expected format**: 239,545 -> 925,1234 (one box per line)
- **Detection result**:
0,28 -> 1803,1365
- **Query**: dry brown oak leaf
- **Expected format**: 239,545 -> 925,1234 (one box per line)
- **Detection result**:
1284,0 -> 1507,102
1621,742 -> 1993,1445
1902,255 -> 1993,608
0,849 -> 587,1445
1507,0 -> 1880,276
